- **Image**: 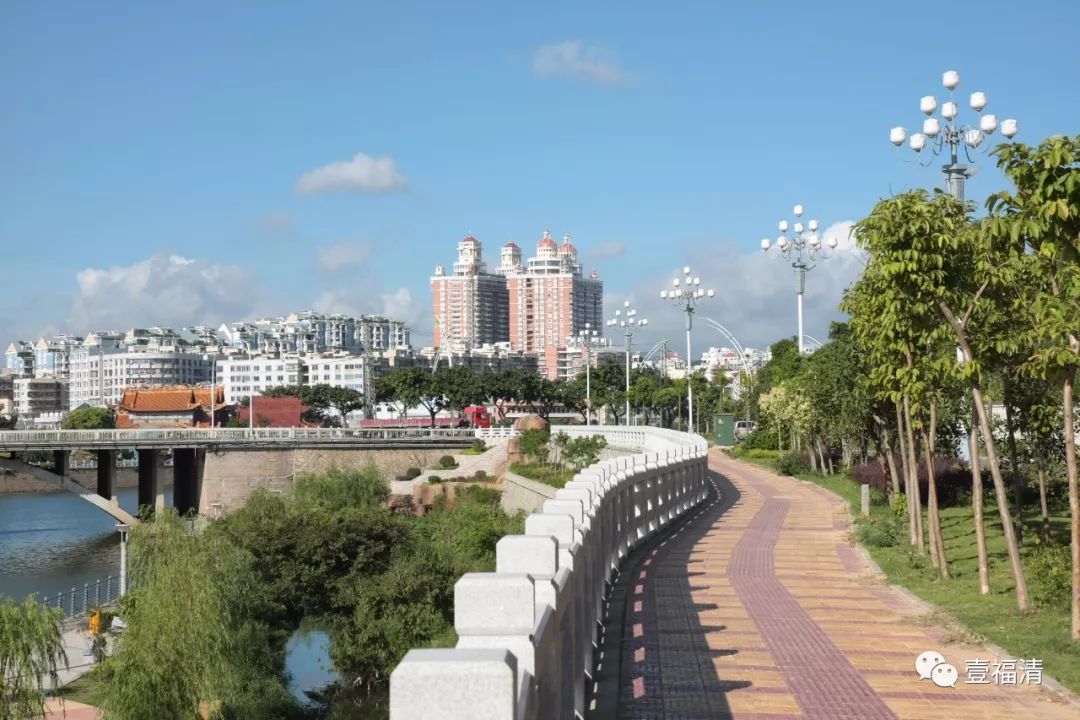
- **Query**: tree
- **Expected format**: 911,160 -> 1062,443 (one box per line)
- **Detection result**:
987,134 -> 1080,635
61,406 -> 115,430
437,366 -> 485,416
377,368 -> 447,427
0,597 -> 65,720
306,385 -> 365,425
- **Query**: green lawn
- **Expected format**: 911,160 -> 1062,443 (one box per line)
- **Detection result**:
54,668 -> 101,705
509,462 -> 575,489
733,454 -> 1080,695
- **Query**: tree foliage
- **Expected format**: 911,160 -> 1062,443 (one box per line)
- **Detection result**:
61,406 -> 115,430
0,597 -> 65,720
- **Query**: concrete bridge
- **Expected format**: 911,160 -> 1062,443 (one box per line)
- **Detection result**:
0,428 -> 475,524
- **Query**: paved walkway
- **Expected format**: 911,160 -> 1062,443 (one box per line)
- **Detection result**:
617,450 -> 1078,719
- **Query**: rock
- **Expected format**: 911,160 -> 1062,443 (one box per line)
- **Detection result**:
513,414 -> 548,432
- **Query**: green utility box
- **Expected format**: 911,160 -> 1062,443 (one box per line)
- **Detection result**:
714,413 -> 736,446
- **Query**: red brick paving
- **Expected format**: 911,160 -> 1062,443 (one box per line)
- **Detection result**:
615,451 -> 1078,719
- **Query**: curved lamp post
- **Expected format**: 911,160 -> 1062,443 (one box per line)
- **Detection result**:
889,69 -> 1018,201
660,267 -> 715,434
607,301 -> 647,427
760,205 -> 837,354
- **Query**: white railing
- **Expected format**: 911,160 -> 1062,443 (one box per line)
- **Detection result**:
390,425 -> 709,720
475,427 -> 520,439
0,427 -> 476,449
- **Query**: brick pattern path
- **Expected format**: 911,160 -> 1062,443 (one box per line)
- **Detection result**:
617,450 -> 1078,719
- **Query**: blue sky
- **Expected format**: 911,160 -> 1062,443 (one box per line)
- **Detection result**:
4,0 -> 1078,352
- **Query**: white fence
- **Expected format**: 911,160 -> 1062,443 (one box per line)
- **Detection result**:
475,427 -> 520,440
389,425 -> 709,720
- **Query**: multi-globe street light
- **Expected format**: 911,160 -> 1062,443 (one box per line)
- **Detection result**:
607,301 -> 647,427
889,69 -> 1018,201
760,205 -> 838,354
659,267 -> 714,434
571,323 -> 602,426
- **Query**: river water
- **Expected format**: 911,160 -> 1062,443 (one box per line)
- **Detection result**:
0,487 -> 173,602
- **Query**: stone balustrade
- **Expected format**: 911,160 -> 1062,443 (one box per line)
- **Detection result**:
475,427 -> 520,440
390,425 -> 709,720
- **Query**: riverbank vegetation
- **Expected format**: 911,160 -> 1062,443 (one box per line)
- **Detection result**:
729,132 -> 1080,691
80,465 -> 523,719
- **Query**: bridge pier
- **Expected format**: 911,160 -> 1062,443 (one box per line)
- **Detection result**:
53,450 -> 70,476
173,448 -> 203,517
137,449 -> 164,514
96,449 -> 115,501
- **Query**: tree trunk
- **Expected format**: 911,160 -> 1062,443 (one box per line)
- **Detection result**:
826,448 -> 835,476
970,402 -> 990,596
816,438 -> 828,475
940,301 -> 1030,610
903,397 -> 925,554
876,415 -> 903,500
1002,376 -> 1024,546
924,400 -> 948,578
808,441 -> 819,472
1062,370 -> 1079,639
895,403 -> 916,545
1037,465 -> 1050,538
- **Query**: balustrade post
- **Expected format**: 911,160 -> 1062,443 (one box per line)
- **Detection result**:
390,648 -> 518,720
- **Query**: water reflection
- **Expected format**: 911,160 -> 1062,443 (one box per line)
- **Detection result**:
0,486 -> 172,601
284,625 -> 388,719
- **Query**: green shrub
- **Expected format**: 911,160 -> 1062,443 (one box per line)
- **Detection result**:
428,475 -> 443,484
775,452 -> 809,476
854,513 -> 903,547
437,455 -> 459,470
471,439 -> 487,453
405,467 -> 422,479
1027,544 -> 1071,606
746,448 -> 782,459
473,470 -> 489,482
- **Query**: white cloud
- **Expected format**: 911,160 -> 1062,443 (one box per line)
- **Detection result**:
533,41 -> 632,86
71,253 -> 258,331
587,241 -> 626,259
623,222 -> 864,353
315,242 -> 372,272
295,152 -> 407,195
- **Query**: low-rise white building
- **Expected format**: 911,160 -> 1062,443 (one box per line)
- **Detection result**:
14,377 -> 69,419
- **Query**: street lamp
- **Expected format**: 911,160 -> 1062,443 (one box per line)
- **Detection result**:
889,69 -> 1019,201
659,267 -> 715,434
202,352 -> 218,429
572,323 -> 601,426
760,205 -> 837,354
607,301 -> 647,427
115,523 -> 129,596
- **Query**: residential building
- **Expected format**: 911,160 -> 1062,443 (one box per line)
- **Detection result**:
431,235 -> 510,348
14,377 -> 69,420
506,231 -> 604,377
216,354 -> 306,405
218,312 -> 409,355
4,342 -> 35,377
418,342 -> 539,375
114,386 -> 230,428
68,336 -> 214,410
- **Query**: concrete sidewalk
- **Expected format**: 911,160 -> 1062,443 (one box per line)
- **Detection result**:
615,450 -> 1078,719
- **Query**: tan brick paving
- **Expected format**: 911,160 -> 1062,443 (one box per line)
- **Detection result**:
617,451 -> 1078,719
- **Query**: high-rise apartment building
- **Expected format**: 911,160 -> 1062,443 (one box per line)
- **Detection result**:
431,236 -> 509,348
506,231 -> 604,369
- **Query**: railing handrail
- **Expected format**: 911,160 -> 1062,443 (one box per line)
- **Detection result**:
389,424 -> 709,720
0,426 -> 477,449
27,573 -> 123,622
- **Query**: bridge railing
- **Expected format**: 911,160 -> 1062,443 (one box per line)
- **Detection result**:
31,574 -> 122,622
389,425 -> 709,720
0,426 -> 477,448
475,427 -> 520,440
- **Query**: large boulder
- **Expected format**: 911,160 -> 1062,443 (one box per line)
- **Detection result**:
513,414 -> 548,432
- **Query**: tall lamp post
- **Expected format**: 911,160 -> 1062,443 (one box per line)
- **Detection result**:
115,523 -> 129,597
889,69 -> 1018,202
660,267 -> 714,434
607,301 -> 647,427
572,323 -> 601,426
760,205 -> 838,354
